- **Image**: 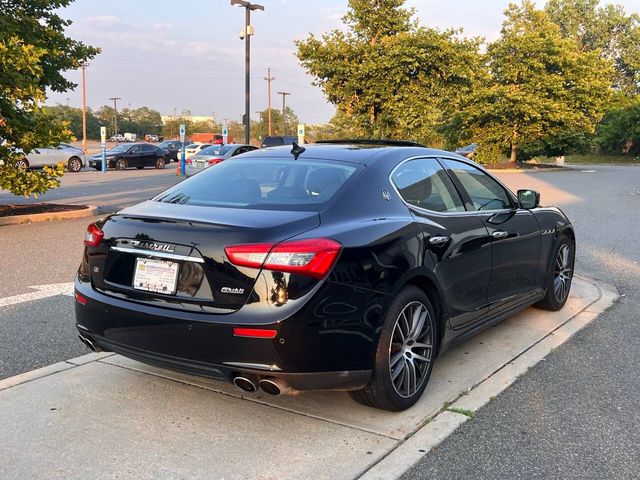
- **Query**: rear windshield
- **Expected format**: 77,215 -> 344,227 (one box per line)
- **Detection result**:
153,158 -> 359,210
262,137 -> 293,147
200,145 -> 232,155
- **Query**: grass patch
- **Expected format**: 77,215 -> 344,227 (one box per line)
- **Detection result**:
446,406 -> 476,418
530,154 -> 640,165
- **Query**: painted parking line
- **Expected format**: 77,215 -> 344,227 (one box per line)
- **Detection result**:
0,283 -> 73,308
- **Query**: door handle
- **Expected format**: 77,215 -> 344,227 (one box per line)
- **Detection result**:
429,235 -> 450,246
492,230 -> 509,239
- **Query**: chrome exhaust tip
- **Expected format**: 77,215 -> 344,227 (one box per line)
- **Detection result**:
78,334 -> 96,352
233,376 -> 257,393
259,378 -> 290,396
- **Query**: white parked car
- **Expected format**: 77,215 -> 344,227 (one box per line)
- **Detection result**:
13,145 -> 87,172
177,143 -> 212,162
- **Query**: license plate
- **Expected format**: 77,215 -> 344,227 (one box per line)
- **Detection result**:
196,161 -> 205,168
133,258 -> 179,294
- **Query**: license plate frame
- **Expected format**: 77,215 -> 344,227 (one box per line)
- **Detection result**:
133,257 -> 179,295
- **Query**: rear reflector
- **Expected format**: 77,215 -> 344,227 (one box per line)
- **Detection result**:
74,292 -> 87,305
225,238 -> 342,279
84,223 -> 104,247
233,328 -> 277,339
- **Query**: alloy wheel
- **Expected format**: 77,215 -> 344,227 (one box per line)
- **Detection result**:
389,301 -> 433,398
68,157 -> 82,172
554,243 -> 572,302
14,159 -> 28,169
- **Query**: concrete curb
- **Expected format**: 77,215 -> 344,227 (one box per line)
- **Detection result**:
0,204 -> 98,226
0,353 -> 113,392
486,166 -> 570,173
358,277 -> 618,480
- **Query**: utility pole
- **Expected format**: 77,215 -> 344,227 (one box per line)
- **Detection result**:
264,68 -> 275,136
66,98 -> 70,107
108,97 -> 121,143
81,62 -> 88,153
231,0 -> 264,144
277,91 -> 290,135
172,107 -> 177,139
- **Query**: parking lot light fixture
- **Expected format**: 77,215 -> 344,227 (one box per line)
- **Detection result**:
230,0 -> 264,144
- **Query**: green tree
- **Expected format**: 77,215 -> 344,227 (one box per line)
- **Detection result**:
597,94 -> 640,155
254,107 -> 299,139
0,0 -> 99,196
458,1 -> 612,164
44,104 -> 101,140
296,0 -> 483,144
546,0 -> 640,94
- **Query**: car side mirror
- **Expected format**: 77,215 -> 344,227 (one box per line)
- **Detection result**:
518,189 -> 540,209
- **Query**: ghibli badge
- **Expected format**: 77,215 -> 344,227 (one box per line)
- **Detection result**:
221,287 -> 245,294
129,240 -> 175,253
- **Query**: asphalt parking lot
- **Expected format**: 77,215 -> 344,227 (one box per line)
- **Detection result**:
0,163 -> 638,479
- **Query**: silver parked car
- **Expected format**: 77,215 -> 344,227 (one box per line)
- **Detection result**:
13,144 -> 87,172
185,144 -> 258,177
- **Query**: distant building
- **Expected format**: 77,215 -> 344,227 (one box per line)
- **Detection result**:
161,115 -> 215,124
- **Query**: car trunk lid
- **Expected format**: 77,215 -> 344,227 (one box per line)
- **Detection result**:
89,201 -> 320,312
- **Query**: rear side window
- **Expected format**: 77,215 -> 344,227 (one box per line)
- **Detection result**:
391,158 -> 465,212
154,158 -> 359,210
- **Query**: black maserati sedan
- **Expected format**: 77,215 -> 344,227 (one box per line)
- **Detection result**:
75,140 -> 575,411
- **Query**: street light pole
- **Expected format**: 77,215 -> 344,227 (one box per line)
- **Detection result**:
81,62 -> 88,153
230,0 -> 264,145
277,91 -> 290,135
108,96 -> 121,144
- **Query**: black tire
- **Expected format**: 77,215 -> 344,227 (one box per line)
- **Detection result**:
136,166 -> 144,170
14,158 -> 29,169
155,157 -> 166,169
349,285 -> 437,411
536,235 -> 575,311
114,158 -> 127,170
67,156 -> 83,172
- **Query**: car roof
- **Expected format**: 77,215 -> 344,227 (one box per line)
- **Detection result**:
242,142 -> 466,165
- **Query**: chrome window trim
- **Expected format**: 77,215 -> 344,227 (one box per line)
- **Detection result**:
389,155 -> 497,217
438,156 -> 519,210
110,246 -> 205,263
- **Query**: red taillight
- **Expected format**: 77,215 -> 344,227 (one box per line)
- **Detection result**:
233,328 -> 277,339
224,238 -> 342,279
75,292 -> 87,305
208,158 -> 223,165
186,158 -> 192,164
84,223 -> 104,247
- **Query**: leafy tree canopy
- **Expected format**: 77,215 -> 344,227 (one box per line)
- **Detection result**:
296,0 -> 483,145
546,0 -> 640,94
0,0 -> 98,197
456,1 -> 613,164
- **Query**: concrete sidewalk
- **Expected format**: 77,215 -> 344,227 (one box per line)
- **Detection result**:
0,276 -> 616,480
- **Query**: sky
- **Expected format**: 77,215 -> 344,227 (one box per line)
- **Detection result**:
47,0 -> 640,125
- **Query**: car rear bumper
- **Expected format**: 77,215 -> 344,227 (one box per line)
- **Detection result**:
76,331 -> 370,391
74,277 -> 377,392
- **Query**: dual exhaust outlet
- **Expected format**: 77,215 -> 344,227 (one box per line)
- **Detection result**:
78,334 -> 98,352
79,334 -> 287,395
233,376 -> 291,396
